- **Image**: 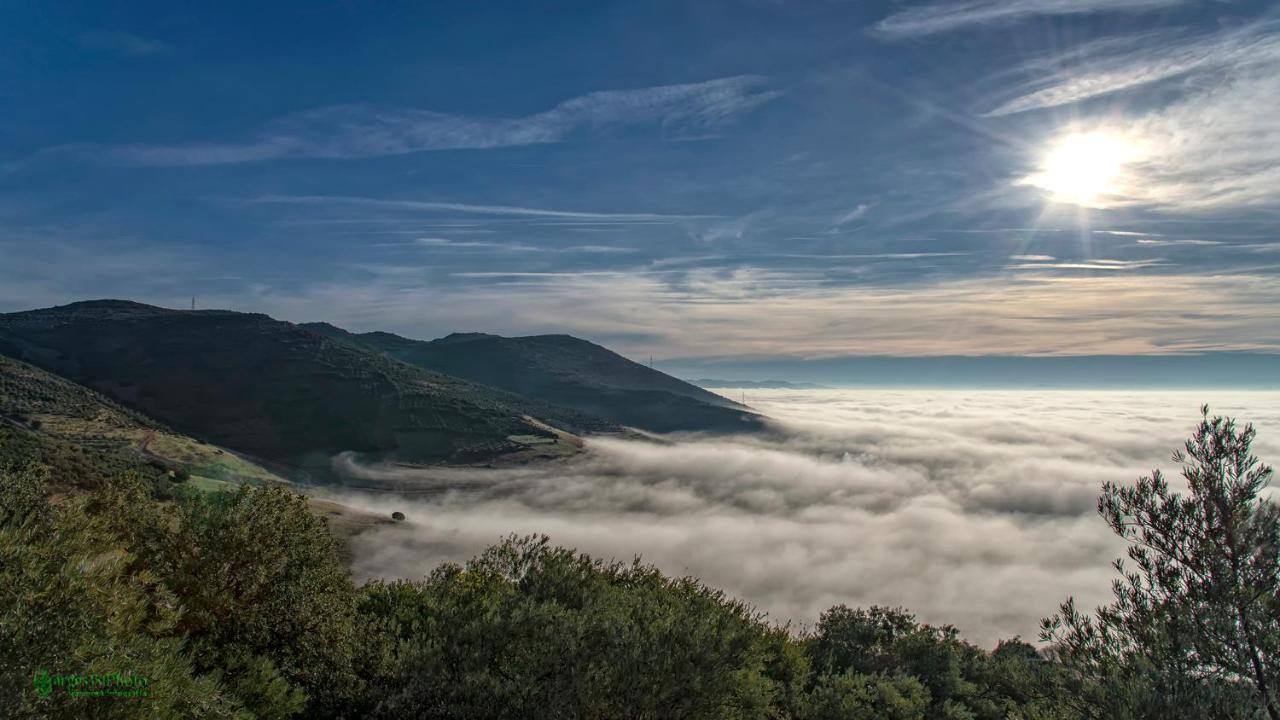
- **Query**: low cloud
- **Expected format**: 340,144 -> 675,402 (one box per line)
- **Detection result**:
329,389 -> 1280,646
230,268 -> 1280,358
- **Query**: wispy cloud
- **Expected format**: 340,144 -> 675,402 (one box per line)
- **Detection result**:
1093,230 -> 1157,238
413,237 -> 540,251
1007,259 -> 1167,271
388,237 -> 639,254
251,194 -> 708,222
1124,64 -> 1280,209
66,76 -> 782,166
77,29 -> 169,57
210,267 -> 1280,358
875,0 -> 1187,39
1134,239 -> 1222,247
986,20 -> 1280,116
996,18 -> 1280,211
833,203 -> 871,225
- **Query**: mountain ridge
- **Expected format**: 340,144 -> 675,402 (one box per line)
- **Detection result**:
300,322 -> 765,434
0,301 -> 586,475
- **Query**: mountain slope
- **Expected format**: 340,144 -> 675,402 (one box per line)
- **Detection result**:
301,324 -> 765,433
0,351 -> 285,490
0,301 -> 580,472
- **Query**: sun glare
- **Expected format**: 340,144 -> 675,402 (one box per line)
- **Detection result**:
1022,130 -> 1141,208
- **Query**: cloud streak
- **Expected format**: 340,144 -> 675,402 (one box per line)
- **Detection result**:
251,195 -> 709,222
70,76 -> 782,166
986,21 -> 1280,116
328,389 -> 1280,646
228,268 -> 1280,359
992,19 -> 1280,210
876,0 -> 1188,39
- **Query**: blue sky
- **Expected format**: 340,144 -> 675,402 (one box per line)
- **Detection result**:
2,0 -> 1278,365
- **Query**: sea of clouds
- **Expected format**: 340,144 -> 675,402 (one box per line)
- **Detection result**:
329,389 -> 1280,646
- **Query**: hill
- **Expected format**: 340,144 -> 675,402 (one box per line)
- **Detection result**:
0,301 -> 583,473
0,350 -> 290,491
301,324 -> 764,433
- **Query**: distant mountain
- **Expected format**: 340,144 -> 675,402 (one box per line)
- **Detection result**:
0,301 -> 584,473
692,379 -> 829,390
301,323 -> 764,434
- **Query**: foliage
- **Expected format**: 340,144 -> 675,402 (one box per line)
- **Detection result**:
807,605 -> 1069,719
2,403 -> 1279,719
355,535 -> 806,719
802,671 -> 930,720
0,301 -> 579,469
1043,406 -> 1279,719
0,464 -> 246,719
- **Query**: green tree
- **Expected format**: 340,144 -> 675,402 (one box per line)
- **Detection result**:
808,606 -> 1071,719
1042,407 -> 1278,719
803,671 -> 930,720
165,485 -> 361,717
357,535 -> 806,719
0,464 -> 246,719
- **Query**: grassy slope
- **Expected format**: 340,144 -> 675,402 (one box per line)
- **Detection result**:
0,301 -> 582,474
1,352 -> 281,486
303,324 -> 766,434
0,351 -> 391,558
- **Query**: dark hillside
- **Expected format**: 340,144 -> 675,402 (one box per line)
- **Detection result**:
0,301 -> 579,470
303,323 -> 764,433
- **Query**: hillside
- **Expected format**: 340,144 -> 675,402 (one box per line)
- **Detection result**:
0,301 -> 582,473
0,351 -> 287,490
302,324 -> 765,433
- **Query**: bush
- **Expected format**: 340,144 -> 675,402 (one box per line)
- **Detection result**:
356,535 -> 807,719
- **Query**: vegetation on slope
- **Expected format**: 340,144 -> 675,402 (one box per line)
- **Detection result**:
303,322 -> 766,434
0,301 -> 583,472
0,352 -> 283,490
3,407 -> 1277,718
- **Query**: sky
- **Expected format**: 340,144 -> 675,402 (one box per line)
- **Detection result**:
2,0 -> 1279,369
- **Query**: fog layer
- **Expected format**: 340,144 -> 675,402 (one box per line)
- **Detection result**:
331,390 -> 1280,646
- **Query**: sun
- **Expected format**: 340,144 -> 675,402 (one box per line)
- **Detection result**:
1021,130 -> 1141,207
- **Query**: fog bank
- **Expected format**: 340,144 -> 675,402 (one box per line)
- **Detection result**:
328,389 -> 1280,646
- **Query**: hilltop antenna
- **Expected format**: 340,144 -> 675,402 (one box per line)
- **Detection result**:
649,355 -> 653,369
191,296 -> 196,311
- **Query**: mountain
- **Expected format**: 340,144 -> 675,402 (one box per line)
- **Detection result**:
692,379 -> 830,390
0,301 -> 584,474
300,323 -> 765,433
0,348 -> 401,561
0,350 -> 287,490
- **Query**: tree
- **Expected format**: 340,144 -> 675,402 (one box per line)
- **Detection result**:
357,535 -> 807,719
166,486 -> 361,717
806,605 -> 1069,719
1043,407 -> 1279,719
0,464 -> 246,719
803,671 -> 930,720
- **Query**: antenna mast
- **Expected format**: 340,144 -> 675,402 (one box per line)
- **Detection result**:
191,296 -> 196,311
